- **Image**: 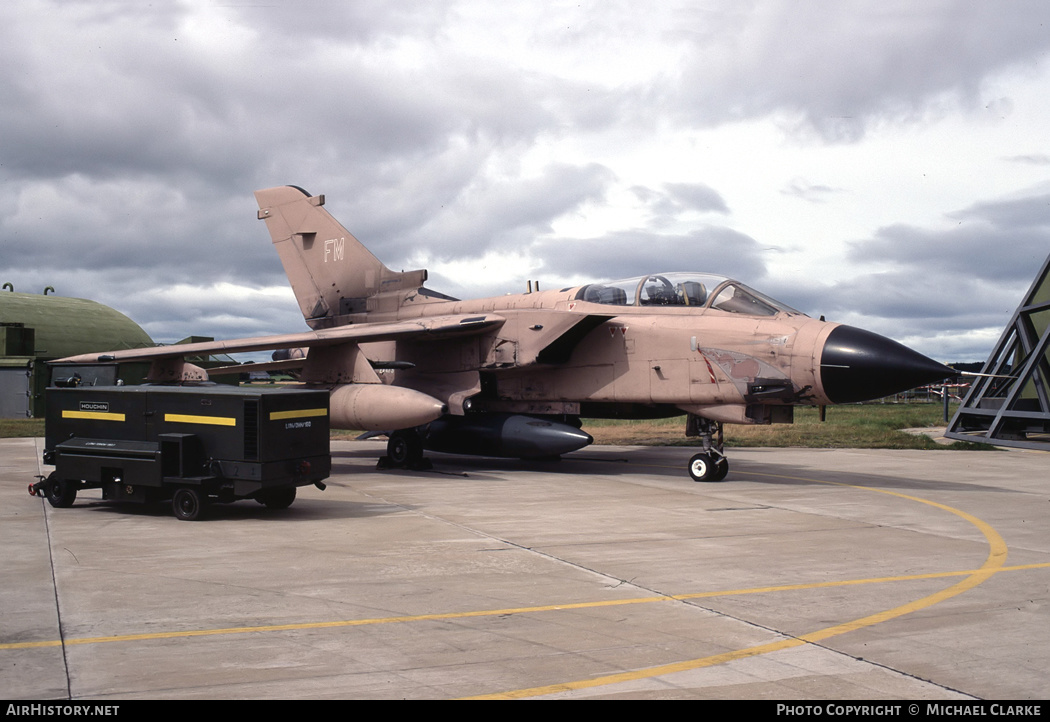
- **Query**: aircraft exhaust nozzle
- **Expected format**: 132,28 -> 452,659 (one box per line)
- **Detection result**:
329,384 -> 446,431
819,325 -> 957,404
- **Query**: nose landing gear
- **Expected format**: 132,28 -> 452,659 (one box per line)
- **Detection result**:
686,415 -> 729,482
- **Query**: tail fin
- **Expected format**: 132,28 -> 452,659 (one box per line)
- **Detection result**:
255,185 -> 427,328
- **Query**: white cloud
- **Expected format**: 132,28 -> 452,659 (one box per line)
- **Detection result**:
2,0 -> 1049,364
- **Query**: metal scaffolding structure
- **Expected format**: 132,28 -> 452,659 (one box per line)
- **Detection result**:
945,254 -> 1050,450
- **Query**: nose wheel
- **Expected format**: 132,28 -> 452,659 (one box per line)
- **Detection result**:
686,414 -> 729,482
688,452 -> 729,482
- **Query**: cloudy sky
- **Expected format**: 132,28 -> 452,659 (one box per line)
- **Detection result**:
3,0 -> 1049,363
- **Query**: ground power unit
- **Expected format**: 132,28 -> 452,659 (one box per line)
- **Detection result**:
31,385 -> 331,520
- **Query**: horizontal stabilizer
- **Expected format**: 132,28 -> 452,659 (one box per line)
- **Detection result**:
204,358 -> 306,377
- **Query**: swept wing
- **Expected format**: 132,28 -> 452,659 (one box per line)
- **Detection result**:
59,314 -> 506,365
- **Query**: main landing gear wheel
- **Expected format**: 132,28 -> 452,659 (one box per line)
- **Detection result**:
44,473 -> 77,508
688,453 -> 729,482
387,429 -> 424,467
172,487 -> 206,521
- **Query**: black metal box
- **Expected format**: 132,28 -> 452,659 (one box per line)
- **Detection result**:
40,385 -> 331,519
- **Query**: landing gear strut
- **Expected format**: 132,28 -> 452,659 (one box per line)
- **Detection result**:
686,414 -> 729,482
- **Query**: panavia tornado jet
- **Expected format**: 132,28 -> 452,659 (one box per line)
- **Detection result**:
61,185 -> 955,480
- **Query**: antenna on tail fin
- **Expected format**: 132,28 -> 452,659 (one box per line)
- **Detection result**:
255,186 -> 427,329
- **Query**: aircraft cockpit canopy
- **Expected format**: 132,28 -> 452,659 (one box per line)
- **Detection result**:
575,273 -> 802,317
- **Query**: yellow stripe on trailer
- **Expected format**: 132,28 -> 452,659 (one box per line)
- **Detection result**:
164,413 -> 237,427
269,408 -> 328,421
62,410 -> 126,422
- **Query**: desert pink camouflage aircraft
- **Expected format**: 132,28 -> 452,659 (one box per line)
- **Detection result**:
62,185 -> 955,480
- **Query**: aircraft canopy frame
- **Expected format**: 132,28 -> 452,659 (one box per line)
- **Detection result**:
574,273 -> 803,317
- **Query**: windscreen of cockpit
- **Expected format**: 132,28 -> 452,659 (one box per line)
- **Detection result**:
575,273 -> 802,316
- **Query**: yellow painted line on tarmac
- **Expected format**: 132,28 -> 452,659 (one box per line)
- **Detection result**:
4,561 -> 1046,652
671,561 -> 1049,601
468,470 -> 1011,699
0,465 -> 1022,700
0,600 -> 663,650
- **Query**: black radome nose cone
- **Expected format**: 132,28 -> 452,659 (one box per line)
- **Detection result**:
820,325 -> 955,404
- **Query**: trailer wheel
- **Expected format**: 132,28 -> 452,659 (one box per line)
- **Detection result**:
44,473 -> 77,508
172,487 -> 206,521
257,487 -> 296,510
